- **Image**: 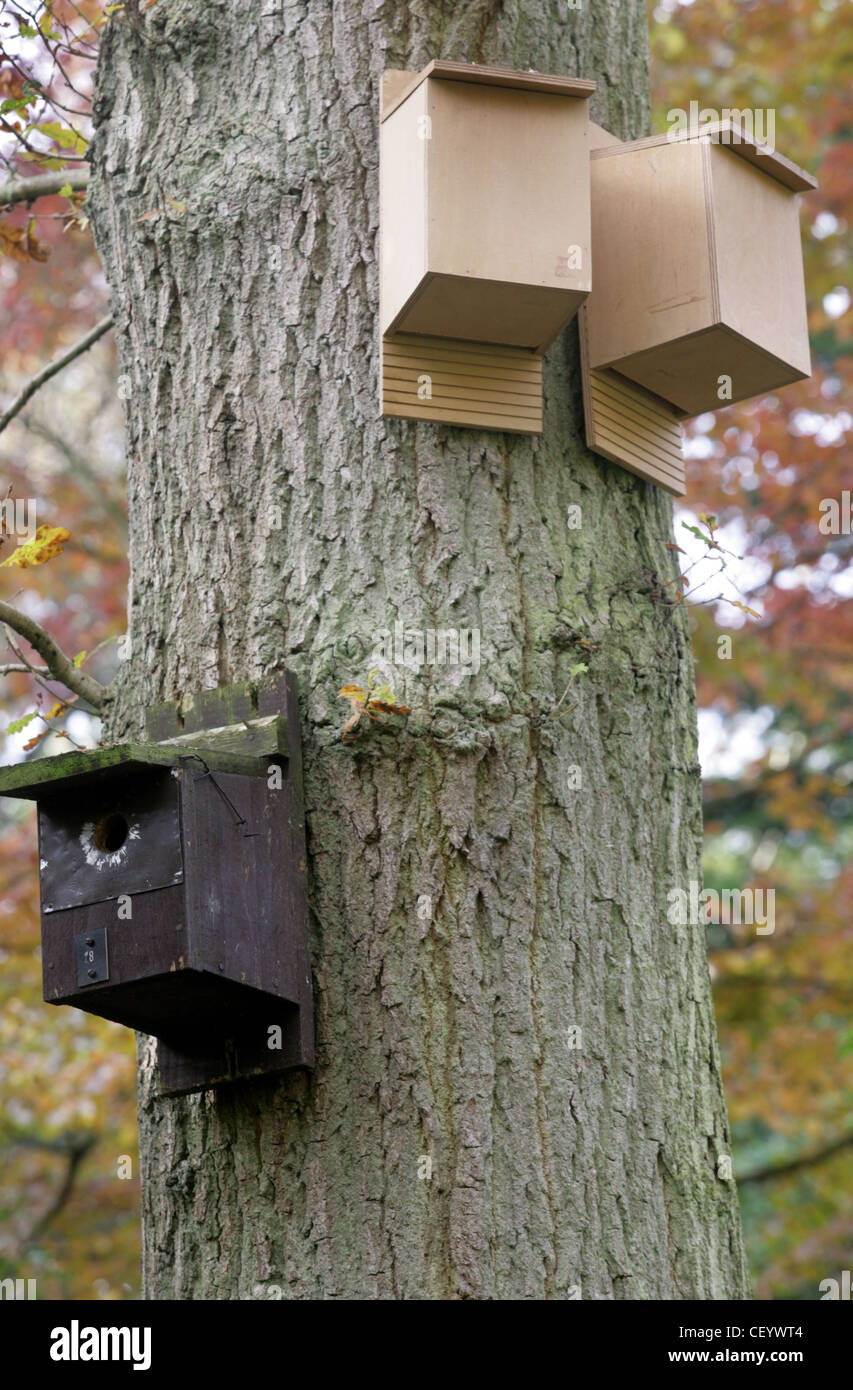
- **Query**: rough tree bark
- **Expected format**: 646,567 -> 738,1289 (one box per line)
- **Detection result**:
87,0 -> 750,1299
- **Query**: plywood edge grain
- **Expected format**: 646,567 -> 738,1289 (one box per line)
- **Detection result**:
590,123 -> 816,194
381,60 -> 596,122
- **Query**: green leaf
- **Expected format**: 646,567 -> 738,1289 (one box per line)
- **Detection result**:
59,183 -> 74,198
38,122 -> 87,155
72,649 -> 88,669
5,710 -> 38,736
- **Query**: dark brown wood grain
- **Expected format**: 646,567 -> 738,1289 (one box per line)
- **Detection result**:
22,674 -> 313,1096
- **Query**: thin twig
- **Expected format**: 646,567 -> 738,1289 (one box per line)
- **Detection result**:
4,627 -> 73,703
0,316 -> 113,437
0,602 -> 107,709
24,418 -> 128,531
0,662 -> 50,676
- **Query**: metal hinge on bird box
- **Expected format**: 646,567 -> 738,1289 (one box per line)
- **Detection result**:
0,674 -> 313,1097
380,60 -> 595,434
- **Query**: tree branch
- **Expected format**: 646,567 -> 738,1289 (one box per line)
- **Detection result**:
0,167 -> 89,209
738,1130 -> 853,1185
4,627 -> 78,703
10,1131 -> 97,1250
0,316 -> 113,437
0,602 -> 107,709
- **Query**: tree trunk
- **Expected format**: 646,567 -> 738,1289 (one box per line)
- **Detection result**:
87,0 -> 750,1299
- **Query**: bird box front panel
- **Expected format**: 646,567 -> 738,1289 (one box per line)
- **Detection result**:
380,64 -> 592,352
37,765 -> 183,913
41,885 -> 189,1035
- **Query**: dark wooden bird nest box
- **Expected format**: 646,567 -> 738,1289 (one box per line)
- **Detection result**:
0,674 -> 313,1097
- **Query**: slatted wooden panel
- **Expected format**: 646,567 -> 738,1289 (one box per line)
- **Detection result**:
579,307 -> 686,496
381,332 -> 543,433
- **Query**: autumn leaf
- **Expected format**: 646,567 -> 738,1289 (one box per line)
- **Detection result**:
367,700 -> 410,716
22,728 -> 49,752
339,679 -> 409,740
1,525 -> 70,569
0,219 -> 51,263
0,223 -> 32,263
727,599 -> 761,620
26,218 -> 50,263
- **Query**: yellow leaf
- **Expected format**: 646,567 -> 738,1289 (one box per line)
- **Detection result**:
729,599 -> 760,620
1,525 -> 70,569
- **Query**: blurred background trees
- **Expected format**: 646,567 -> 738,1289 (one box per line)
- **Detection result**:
0,0 -> 849,1298
650,0 -> 853,1298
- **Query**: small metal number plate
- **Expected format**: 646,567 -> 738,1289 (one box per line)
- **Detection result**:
75,927 -> 109,987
